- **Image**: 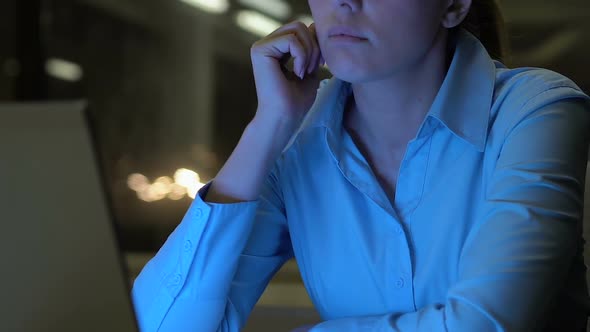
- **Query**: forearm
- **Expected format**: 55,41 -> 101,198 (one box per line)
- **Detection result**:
132,187 -> 262,331
205,110 -> 297,203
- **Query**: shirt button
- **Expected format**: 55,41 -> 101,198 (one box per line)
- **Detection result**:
183,240 -> 192,252
194,208 -> 203,219
171,274 -> 182,285
395,226 -> 403,235
395,277 -> 405,289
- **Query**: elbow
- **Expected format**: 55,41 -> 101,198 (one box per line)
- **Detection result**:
443,299 -> 522,332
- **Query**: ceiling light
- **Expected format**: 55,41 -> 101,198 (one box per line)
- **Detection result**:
235,10 -> 282,37
45,58 -> 83,82
238,0 -> 291,19
179,0 -> 230,14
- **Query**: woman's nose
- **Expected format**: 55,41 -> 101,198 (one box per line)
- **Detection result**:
334,0 -> 362,13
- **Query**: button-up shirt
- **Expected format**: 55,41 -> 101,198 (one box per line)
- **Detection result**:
132,29 -> 590,331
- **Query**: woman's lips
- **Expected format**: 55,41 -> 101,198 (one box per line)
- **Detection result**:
327,25 -> 367,40
327,25 -> 368,44
329,35 -> 367,42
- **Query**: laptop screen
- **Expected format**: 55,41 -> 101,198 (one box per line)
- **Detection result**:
0,102 -> 138,332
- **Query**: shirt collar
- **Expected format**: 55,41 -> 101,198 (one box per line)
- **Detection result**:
427,29 -> 496,151
299,28 -> 496,152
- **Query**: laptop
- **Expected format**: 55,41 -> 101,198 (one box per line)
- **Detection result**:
0,102 -> 139,332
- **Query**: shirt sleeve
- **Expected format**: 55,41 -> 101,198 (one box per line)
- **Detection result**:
308,97 -> 590,331
131,164 -> 293,332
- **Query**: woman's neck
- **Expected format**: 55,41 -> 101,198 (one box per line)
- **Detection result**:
345,28 -> 452,149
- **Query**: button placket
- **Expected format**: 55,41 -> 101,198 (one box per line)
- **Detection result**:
396,134 -> 433,219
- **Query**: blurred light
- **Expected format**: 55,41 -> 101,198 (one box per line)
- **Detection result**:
174,168 -> 200,188
174,168 -> 205,199
127,173 -> 150,191
136,189 -> 157,202
128,169 -> 205,202
151,182 -> 171,196
296,14 -> 314,27
147,184 -> 167,201
155,176 -> 173,188
45,58 -> 83,82
168,183 -> 188,200
235,10 -> 282,37
186,186 -> 199,199
238,0 -> 291,19
180,0 -> 229,14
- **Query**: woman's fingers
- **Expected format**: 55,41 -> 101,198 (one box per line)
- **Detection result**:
268,21 -> 314,77
252,19 -> 324,79
290,22 -> 314,77
308,23 -> 321,74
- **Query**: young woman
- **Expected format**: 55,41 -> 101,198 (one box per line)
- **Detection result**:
132,0 -> 590,331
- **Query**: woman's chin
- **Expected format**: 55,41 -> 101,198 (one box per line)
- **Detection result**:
328,64 -> 372,84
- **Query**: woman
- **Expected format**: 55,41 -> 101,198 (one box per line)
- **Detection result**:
132,0 -> 590,331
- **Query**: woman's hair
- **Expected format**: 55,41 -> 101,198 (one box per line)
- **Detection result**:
457,0 -> 510,63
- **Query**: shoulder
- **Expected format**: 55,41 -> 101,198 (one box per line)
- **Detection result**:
493,65 -> 587,110
489,65 -> 590,139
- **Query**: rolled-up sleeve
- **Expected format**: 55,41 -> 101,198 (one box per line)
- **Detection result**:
309,98 -> 590,331
131,164 -> 292,331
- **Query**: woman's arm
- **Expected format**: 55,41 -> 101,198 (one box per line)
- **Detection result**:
131,114 -> 296,332
205,110 -> 299,204
131,15 -> 323,329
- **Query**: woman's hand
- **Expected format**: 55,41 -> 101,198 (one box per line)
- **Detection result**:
250,21 -> 325,126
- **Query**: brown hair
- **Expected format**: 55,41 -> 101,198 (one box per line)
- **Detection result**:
457,0 -> 510,63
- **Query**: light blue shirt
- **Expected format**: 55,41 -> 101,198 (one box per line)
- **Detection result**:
132,29 -> 590,331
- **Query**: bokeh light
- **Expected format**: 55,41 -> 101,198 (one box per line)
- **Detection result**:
127,173 -> 150,191
127,169 -> 206,202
